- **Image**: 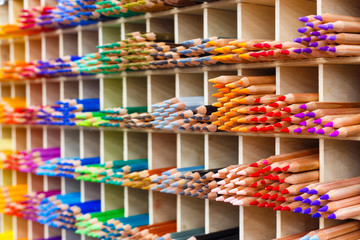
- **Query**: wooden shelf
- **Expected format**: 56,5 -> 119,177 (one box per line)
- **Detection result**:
0,0 -> 360,239
2,124 -> 360,142
1,56 -> 360,86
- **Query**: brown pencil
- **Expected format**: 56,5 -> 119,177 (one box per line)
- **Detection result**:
309,176 -> 360,195
282,170 -> 319,184
272,231 -> 310,240
314,13 -> 360,23
320,195 -> 360,212
277,93 -> 318,104
329,125 -> 360,137
320,184 -> 360,201
328,204 -> 360,220
261,148 -> 319,166
229,76 -> 275,88
324,114 -> 360,128
307,108 -> 360,119
232,84 -> 276,95
209,75 -> 242,84
328,230 -> 360,240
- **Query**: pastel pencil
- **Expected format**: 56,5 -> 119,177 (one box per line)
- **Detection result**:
208,75 -> 242,84
308,176 -> 360,195
277,93 -> 319,104
306,108 -> 360,118
318,21 -> 360,33
313,13 -> 360,23
299,102 -> 360,111
261,148 -> 319,165
312,114 -> 355,125
325,33 -> 360,44
233,84 -> 276,94
308,221 -> 360,239
282,170 -> 319,185
324,114 -> 360,128
227,76 -> 275,88
327,230 -> 360,240
327,204 -> 360,220
272,231 -> 310,240
320,184 -> 360,201
281,181 -> 318,195
254,95 -> 282,104
280,155 -> 319,172
319,195 -> 360,212
329,125 -> 360,137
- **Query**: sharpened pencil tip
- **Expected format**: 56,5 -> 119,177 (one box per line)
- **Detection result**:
293,207 -> 303,213
311,212 -> 322,218
298,16 -> 309,22
294,196 -> 303,201
306,112 -> 316,118
307,189 -> 318,194
307,127 -> 316,133
320,194 -> 329,200
329,130 -> 339,137
299,235 -> 310,240
318,46 -> 329,51
293,128 -> 303,133
317,24 -> 328,30
302,208 -> 312,214
300,121 -> 307,126
318,205 -> 328,212
316,129 -> 325,135
311,200 -> 321,206
282,206 -> 291,211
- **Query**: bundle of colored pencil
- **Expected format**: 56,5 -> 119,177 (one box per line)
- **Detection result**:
74,208 -> 125,237
150,166 -> 221,199
186,227 -> 239,240
291,102 -> 360,137
3,147 -> 60,173
74,158 -> 149,185
35,55 -> 82,78
0,185 -> 28,214
0,97 -> 27,124
150,97 -> 218,132
274,221 -> 360,240
48,98 -> 100,126
34,237 -> 61,240
0,61 -> 38,80
77,32 -> 176,74
96,106 -> 153,129
156,227 -> 205,240
0,231 -> 13,240
35,192 -> 101,230
297,13 -> 360,57
96,0 -> 218,17
0,1 -> 143,39
214,149 -> 321,213
14,190 -> 61,221
75,211 -> 176,239
209,75 -> 281,132
293,176 -> 360,220
36,157 -> 101,179
210,39 -> 318,63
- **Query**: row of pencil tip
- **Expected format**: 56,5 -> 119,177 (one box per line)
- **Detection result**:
209,75 -> 360,138
3,144 -> 360,221
0,0 -> 217,38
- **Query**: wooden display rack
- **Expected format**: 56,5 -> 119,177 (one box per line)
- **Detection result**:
0,0 -> 359,239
